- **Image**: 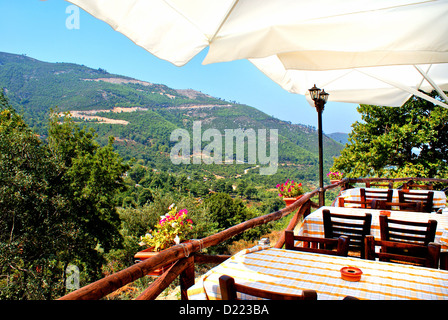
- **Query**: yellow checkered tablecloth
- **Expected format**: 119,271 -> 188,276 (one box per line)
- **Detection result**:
336,188 -> 447,210
297,206 -> 448,251
187,246 -> 448,300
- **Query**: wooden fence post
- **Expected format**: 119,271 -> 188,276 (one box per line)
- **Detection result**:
180,256 -> 195,300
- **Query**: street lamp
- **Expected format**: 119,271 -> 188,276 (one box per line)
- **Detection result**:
309,84 -> 329,207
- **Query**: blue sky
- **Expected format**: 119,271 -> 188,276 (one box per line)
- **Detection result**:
1,0 -> 362,133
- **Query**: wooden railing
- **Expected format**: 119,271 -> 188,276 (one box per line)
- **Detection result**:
58,177 -> 447,300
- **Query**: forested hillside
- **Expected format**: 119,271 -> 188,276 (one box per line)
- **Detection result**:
0,51 -> 343,186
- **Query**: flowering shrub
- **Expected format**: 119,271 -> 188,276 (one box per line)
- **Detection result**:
139,205 -> 193,252
276,179 -> 304,198
327,171 -> 343,180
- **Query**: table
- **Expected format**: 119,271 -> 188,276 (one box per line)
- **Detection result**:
297,206 -> 448,251
335,188 -> 447,211
187,246 -> 448,300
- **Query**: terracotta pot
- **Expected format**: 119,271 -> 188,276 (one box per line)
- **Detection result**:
330,179 -> 341,184
134,247 -> 174,276
283,195 -> 302,207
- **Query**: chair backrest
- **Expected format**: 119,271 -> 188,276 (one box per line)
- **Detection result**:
322,209 -> 372,258
338,197 -> 374,209
365,235 -> 441,269
398,190 -> 434,213
379,214 -> 437,246
371,199 -> 424,212
284,230 -> 350,257
360,188 -> 393,207
218,275 -> 318,300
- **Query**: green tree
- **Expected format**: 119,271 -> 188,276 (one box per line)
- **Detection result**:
331,93 -> 448,179
0,96 -> 68,299
47,112 -> 129,277
0,96 -> 129,299
204,193 -> 271,253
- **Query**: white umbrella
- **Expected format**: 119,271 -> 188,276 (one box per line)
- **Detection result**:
250,56 -> 448,108
65,0 -> 448,68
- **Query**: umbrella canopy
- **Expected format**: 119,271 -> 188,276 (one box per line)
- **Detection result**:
66,0 -> 448,68
250,56 -> 448,108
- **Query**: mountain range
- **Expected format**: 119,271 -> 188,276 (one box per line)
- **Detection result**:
0,51 -> 347,183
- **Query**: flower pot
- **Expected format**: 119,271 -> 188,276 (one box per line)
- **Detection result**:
330,179 -> 341,184
134,248 -> 174,276
283,195 -> 302,207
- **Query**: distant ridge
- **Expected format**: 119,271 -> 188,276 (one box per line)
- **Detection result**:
328,132 -> 349,145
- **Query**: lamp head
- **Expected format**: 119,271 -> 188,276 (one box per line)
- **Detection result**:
309,84 -> 321,101
319,89 -> 329,104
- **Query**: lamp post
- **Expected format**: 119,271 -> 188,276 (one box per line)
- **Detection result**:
309,85 -> 329,207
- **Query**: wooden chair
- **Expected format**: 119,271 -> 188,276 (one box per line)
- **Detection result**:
323,209 -> 372,258
398,190 -> 434,213
379,214 -> 437,246
360,188 -> 393,209
284,231 -> 350,257
371,199 -> 425,212
365,235 -> 441,269
218,275 -> 318,300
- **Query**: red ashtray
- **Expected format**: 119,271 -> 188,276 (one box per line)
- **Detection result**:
340,267 -> 362,282
380,210 -> 391,217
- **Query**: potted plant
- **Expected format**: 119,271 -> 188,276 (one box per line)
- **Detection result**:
277,179 -> 304,207
135,205 -> 194,276
327,171 -> 343,184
